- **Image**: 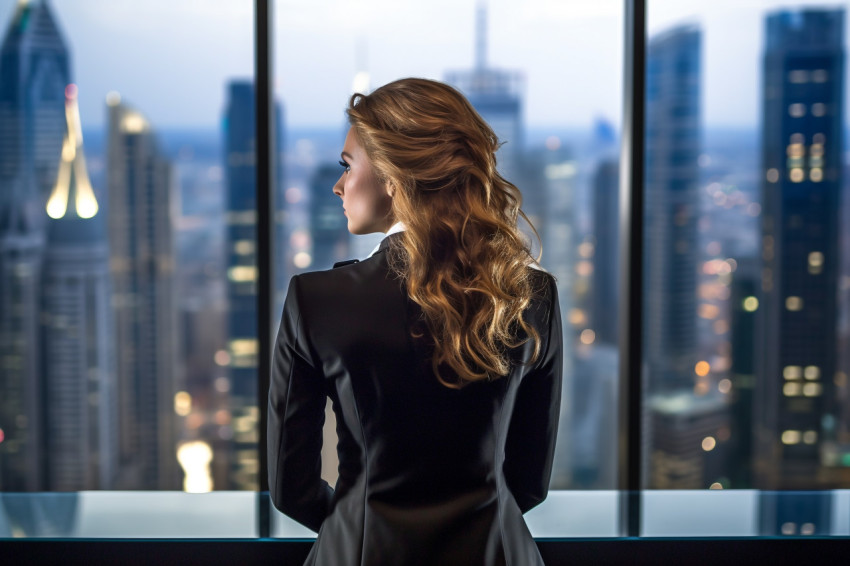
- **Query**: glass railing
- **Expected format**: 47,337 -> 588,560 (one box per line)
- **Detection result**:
3,491 -> 849,539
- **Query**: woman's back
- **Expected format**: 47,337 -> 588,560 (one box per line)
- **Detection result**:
269,235 -> 561,565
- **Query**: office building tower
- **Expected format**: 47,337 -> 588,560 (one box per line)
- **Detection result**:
541,144 -> 576,488
591,158 -> 620,346
445,3 -> 523,187
107,96 -> 179,489
42,87 -> 116,490
755,9 -> 847,488
223,80 -> 284,489
644,25 -> 701,393
647,392 -> 728,489
0,0 -> 70,491
310,163 -> 349,271
728,257 -> 758,488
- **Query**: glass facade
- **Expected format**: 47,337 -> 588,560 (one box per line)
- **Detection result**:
0,0 -> 848,547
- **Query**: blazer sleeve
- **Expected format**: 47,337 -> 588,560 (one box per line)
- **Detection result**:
504,275 -> 563,514
267,275 -> 333,532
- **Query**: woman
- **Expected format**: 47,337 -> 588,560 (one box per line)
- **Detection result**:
268,78 -> 562,566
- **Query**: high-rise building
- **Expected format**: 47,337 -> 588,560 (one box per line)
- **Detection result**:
755,8 -> 847,488
309,163 -> 349,271
41,87 -> 116,490
0,0 -> 70,491
223,80 -> 284,489
444,3 -> 523,191
644,25 -> 701,393
591,158 -> 620,347
644,25 -> 708,489
107,96 -> 179,489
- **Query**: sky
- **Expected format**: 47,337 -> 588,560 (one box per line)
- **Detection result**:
0,0 -> 848,130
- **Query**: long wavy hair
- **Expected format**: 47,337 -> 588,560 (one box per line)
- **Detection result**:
347,78 -> 542,388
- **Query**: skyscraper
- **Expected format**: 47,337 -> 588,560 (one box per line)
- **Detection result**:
444,3 -> 523,188
644,25 -> 701,393
223,80 -> 284,489
42,86 -> 116,490
0,0 -> 70,491
591,158 -> 620,347
310,163 -> 349,271
107,96 -> 179,489
644,25 -> 707,489
755,8 -> 847,488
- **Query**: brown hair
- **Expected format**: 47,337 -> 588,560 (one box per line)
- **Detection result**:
347,78 -> 542,387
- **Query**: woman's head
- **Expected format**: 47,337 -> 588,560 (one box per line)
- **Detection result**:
345,78 -> 514,239
345,78 -> 541,387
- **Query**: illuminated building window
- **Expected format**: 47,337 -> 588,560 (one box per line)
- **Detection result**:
802,431 -> 818,445
781,522 -> 797,535
781,430 -> 801,445
810,168 -> 823,182
811,102 -> 826,117
813,133 -> 826,144
783,366 -> 802,379
809,252 -> 823,275
228,266 -> 257,282
790,132 -> 805,144
802,383 -> 822,397
785,296 -> 803,311
783,382 -> 801,397
800,523 -> 816,536
788,103 -> 806,117
765,168 -> 779,183
789,168 -> 804,183
812,69 -> 828,83
804,365 -> 820,380
234,240 -> 255,256
230,339 -> 258,356
788,69 -> 809,83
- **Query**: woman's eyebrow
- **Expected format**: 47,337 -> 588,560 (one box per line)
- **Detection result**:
341,151 -> 354,160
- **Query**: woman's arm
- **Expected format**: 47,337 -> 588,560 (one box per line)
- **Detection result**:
504,276 -> 563,514
267,276 -> 333,532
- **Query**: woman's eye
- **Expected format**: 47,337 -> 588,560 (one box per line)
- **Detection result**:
338,160 -> 350,172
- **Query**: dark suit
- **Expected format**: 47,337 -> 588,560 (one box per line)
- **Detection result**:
268,234 -> 562,566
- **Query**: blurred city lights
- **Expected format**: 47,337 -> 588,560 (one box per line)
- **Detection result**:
177,441 -> 213,493
214,350 -> 231,366
174,391 -> 192,417
579,329 -> 596,345
702,436 -> 716,451
293,251 -> 312,269
695,361 -> 710,377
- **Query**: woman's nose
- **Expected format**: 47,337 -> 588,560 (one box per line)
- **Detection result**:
333,174 -> 344,196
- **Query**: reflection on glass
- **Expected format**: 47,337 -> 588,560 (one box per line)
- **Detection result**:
645,1 -> 849,490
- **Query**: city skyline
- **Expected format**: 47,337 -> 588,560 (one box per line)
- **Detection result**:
0,0 -> 847,131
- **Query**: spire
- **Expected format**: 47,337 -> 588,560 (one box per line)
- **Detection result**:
475,1 -> 487,71
46,84 -> 98,220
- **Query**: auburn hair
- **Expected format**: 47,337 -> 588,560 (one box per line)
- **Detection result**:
346,78 -> 542,388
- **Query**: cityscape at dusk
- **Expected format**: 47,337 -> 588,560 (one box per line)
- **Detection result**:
1,0 -> 850,539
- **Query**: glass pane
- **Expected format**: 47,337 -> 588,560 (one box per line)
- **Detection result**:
644,0 -> 850,506
0,0 -> 255,505
273,0 -> 623,537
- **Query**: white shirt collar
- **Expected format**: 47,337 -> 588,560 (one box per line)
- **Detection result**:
368,222 -> 406,257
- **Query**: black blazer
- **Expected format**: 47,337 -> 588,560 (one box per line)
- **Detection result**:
268,234 -> 562,566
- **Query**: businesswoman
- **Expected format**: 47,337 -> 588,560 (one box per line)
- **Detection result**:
268,78 -> 562,566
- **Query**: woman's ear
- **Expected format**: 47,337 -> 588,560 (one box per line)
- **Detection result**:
385,180 -> 396,198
